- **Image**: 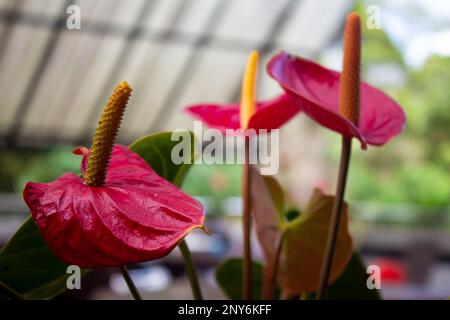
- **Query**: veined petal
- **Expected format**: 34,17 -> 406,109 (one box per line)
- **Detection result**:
268,51 -> 405,148
184,94 -> 300,134
24,145 -> 204,268
247,94 -> 301,131
23,174 -> 124,267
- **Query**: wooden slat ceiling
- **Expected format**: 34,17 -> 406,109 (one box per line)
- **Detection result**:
0,0 -> 351,147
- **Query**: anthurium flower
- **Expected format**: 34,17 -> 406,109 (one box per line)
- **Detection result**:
184,52 -> 300,133
267,51 -> 405,149
23,82 -> 204,268
186,94 -> 301,133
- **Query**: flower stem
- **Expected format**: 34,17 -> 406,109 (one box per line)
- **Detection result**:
242,135 -> 253,300
119,265 -> 142,300
178,239 -> 203,300
262,234 -> 284,300
316,136 -> 352,300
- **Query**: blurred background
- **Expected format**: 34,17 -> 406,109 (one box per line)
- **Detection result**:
0,0 -> 449,299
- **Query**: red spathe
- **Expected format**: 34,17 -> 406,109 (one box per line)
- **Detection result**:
185,93 -> 301,133
23,145 -> 204,268
268,51 -> 406,149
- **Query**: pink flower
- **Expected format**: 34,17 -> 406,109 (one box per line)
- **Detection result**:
185,93 -> 301,134
267,51 -> 406,149
23,145 -> 204,268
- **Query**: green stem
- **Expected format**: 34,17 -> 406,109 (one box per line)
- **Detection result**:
0,282 -> 24,300
316,137 -> 352,300
179,239 -> 203,300
262,233 -> 284,300
120,265 -> 142,300
242,135 -> 252,299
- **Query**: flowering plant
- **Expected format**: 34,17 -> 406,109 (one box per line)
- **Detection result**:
0,12 -> 407,301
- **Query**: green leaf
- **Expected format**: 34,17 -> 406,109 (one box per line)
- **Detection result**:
215,258 -> 264,300
129,130 -> 195,187
279,188 -> 353,297
306,253 -> 381,300
324,253 -> 381,300
250,167 -> 282,261
261,175 -> 285,221
0,216 -> 74,299
250,171 -> 353,298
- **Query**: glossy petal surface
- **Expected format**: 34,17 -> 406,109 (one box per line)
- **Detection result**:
268,52 -> 406,148
185,94 -> 300,133
23,145 -> 204,268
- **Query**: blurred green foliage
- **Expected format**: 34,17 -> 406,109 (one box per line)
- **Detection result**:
0,149 -> 37,192
0,147 -> 80,193
344,1 -> 450,207
182,164 -> 241,197
182,164 -> 241,215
